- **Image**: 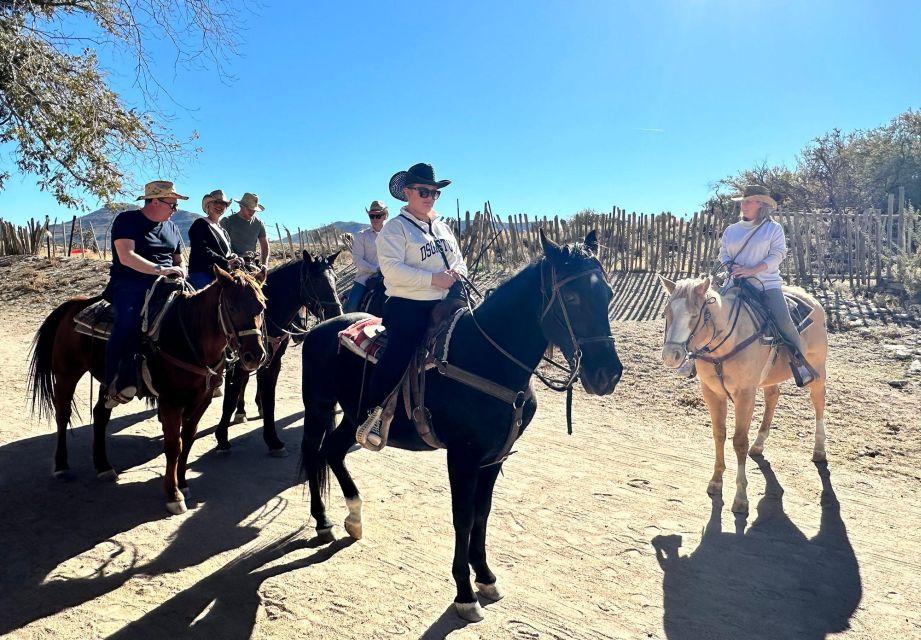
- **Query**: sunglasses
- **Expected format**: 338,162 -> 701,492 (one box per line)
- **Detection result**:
157,199 -> 178,211
368,213 -> 386,220
407,186 -> 441,200
210,201 -> 229,209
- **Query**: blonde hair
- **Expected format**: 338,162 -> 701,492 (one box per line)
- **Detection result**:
739,201 -> 774,223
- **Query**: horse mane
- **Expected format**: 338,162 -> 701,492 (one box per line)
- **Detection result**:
671,277 -> 712,302
183,269 -> 267,305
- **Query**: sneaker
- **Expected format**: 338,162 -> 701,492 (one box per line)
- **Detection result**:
104,385 -> 137,410
676,359 -> 697,379
355,406 -> 384,450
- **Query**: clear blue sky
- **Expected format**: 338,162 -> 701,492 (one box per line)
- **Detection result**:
1,0 -> 919,229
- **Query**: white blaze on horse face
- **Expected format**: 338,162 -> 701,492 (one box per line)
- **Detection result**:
662,298 -> 693,367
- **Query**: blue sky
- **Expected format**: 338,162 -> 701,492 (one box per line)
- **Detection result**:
1,0 -> 919,229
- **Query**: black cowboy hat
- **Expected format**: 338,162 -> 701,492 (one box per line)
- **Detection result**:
388,163 -> 451,202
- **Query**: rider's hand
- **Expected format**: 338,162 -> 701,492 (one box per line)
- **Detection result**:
431,272 -> 457,289
162,265 -> 185,278
730,264 -> 756,278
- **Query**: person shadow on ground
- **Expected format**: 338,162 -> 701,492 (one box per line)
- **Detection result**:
652,456 -> 861,640
0,408 -> 307,635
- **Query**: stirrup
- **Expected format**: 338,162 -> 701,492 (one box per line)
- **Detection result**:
104,385 -> 137,409
356,406 -> 385,451
789,357 -> 818,388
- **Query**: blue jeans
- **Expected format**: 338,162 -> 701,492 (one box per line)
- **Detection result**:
344,282 -> 367,313
188,271 -> 215,290
106,282 -> 149,390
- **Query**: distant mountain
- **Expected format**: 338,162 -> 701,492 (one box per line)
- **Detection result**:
327,220 -> 369,235
50,205 -> 202,246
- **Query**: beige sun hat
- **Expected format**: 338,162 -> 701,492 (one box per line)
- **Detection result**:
201,189 -> 232,214
366,200 -> 388,214
135,180 -> 189,201
235,192 -> 265,212
731,184 -> 778,210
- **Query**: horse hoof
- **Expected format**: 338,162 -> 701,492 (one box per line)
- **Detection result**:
454,601 -> 485,623
344,518 -> 362,540
166,499 -> 187,515
215,446 -> 231,456
731,499 -> 749,514
52,468 -> 70,480
231,413 -> 247,425
316,527 -> 337,543
97,469 -> 119,482
180,487 -> 191,501
475,581 -> 505,601
812,450 -> 827,462
268,446 -> 289,458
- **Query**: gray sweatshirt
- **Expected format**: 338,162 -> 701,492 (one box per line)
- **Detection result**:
351,226 -> 380,285
376,208 -> 468,301
718,218 -> 787,290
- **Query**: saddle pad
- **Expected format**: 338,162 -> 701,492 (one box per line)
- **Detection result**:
73,277 -> 189,341
74,299 -> 114,339
338,317 -> 387,364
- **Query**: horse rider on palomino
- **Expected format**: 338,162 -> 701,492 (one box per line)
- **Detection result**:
679,184 -> 818,386
103,180 -> 188,408
355,163 -> 469,450
187,189 -> 245,290
343,200 -> 388,313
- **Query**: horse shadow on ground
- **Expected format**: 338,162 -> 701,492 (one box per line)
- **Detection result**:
652,457 -> 861,640
0,408 -> 308,635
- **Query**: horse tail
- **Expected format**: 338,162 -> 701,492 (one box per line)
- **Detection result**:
28,297 -> 98,421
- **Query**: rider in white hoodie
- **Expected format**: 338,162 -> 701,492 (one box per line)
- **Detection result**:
356,163 -> 468,450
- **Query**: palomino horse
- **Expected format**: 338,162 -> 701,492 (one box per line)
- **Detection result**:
658,276 -> 828,513
299,230 -> 622,621
28,268 -> 267,514
216,251 -> 343,455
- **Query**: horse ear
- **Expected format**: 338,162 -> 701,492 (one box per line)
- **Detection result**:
255,266 -> 268,284
584,229 -> 598,254
326,250 -> 341,266
694,277 -> 711,297
539,227 -> 560,257
214,266 -> 233,283
303,249 -> 314,263
657,274 -> 676,295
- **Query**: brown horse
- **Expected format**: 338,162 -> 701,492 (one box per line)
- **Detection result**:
28,268 -> 268,514
658,276 -> 828,513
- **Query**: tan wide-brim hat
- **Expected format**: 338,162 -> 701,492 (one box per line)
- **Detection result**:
731,184 -> 778,210
202,189 -> 232,214
366,200 -> 388,214
235,192 -> 265,212
136,180 -> 189,201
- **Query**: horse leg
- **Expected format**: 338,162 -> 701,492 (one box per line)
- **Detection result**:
701,383 -> 728,497
447,447 -> 484,622
215,365 -> 246,451
810,374 -> 827,462
301,396 -> 339,541
92,384 -> 118,481
470,463 -> 504,602
51,373 -> 80,477
176,400 -> 209,502
324,420 -> 363,540
236,373 -> 250,417
749,384 -> 780,457
159,403 -> 187,515
257,352 -> 286,455
731,387 -> 757,514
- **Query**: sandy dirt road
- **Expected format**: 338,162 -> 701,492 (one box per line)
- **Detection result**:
0,264 -> 919,639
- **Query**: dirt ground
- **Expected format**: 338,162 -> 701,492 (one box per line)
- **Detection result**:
0,256 -> 919,639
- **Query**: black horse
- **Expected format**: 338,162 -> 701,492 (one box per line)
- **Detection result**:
299,230 -> 622,621
215,250 -> 342,455
357,271 -> 386,317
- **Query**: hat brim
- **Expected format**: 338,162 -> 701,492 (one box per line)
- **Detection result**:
202,195 -> 232,214
732,194 -> 778,209
366,208 -> 389,214
235,200 -> 265,212
389,171 -> 451,202
136,191 -> 189,201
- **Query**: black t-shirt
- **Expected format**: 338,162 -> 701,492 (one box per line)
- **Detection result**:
109,209 -> 183,285
188,217 -> 233,273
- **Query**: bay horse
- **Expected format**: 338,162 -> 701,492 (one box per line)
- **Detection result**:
299,230 -> 622,621
28,268 -> 268,514
216,250 -> 343,455
658,276 -> 828,513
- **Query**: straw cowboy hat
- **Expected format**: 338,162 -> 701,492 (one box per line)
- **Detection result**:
235,192 -> 266,212
731,184 -> 778,210
201,189 -> 232,214
366,200 -> 389,214
135,180 -> 189,201
389,163 -> 451,202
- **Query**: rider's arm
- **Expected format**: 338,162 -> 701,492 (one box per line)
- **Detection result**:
718,228 -> 731,267
377,222 -> 436,289
351,232 -> 375,272
259,235 -> 269,266
762,224 -> 787,271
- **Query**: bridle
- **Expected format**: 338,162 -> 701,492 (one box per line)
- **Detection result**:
300,260 -> 341,322
664,294 -> 723,357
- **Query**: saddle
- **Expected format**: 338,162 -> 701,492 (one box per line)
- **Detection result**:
736,280 -> 814,347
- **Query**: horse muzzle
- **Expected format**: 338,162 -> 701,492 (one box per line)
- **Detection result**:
579,344 -> 623,395
239,342 -> 267,372
662,343 -> 687,369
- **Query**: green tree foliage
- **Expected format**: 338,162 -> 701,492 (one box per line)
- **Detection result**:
707,109 -> 921,213
0,0 -> 240,207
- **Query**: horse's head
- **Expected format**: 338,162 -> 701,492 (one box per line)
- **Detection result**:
301,250 -> 343,321
215,266 -> 268,371
539,229 -> 622,395
658,275 -> 712,368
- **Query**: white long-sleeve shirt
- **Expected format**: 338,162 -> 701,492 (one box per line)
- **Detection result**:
718,218 -> 787,290
351,226 -> 380,285
376,207 -> 468,301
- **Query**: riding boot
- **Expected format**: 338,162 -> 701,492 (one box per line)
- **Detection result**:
789,351 -> 819,388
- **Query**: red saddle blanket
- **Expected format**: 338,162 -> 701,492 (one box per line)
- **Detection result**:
338,317 -> 387,364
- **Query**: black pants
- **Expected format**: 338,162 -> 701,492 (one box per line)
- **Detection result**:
364,296 -> 439,412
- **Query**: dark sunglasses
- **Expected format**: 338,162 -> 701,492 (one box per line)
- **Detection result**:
368,213 -> 386,220
407,186 -> 441,200
157,198 -> 178,211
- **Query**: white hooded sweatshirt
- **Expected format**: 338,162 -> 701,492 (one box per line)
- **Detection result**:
376,207 -> 468,301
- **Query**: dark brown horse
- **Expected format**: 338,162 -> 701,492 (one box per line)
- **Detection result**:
28,268 -> 268,514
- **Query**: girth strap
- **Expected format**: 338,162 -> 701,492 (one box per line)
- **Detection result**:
153,346 -> 225,390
